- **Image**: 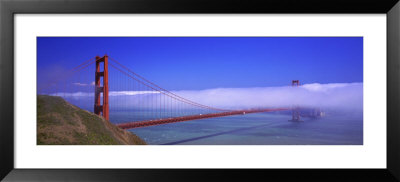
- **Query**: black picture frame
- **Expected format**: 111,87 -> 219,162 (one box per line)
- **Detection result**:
1,0 -> 399,181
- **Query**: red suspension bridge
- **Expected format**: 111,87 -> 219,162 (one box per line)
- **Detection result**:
38,55 -> 304,130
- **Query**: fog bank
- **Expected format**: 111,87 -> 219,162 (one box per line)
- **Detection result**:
173,82 -> 363,111
51,82 -> 363,112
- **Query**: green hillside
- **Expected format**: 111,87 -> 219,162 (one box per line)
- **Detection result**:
37,95 -> 146,145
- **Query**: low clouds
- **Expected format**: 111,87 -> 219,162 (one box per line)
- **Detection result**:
109,91 -> 160,96
51,90 -> 159,97
52,82 -> 363,111
51,92 -> 92,97
73,82 -> 90,87
72,82 -> 96,87
173,82 -> 363,111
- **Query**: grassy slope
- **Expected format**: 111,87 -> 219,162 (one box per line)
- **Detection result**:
37,95 -> 146,145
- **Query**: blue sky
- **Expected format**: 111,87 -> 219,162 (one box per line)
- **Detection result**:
37,37 -> 363,90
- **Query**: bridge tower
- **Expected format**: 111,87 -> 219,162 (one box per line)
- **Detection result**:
292,80 -> 300,87
291,80 -> 301,122
94,55 -> 109,120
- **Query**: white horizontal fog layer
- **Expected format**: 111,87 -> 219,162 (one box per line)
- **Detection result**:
72,82 -> 94,86
173,82 -> 363,111
72,81 -> 95,87
50,82 -> 363,111
109,91 -> 160,96
50,90 -> 160,97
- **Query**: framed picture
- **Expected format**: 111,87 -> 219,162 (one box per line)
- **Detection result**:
1,0 -> 399,181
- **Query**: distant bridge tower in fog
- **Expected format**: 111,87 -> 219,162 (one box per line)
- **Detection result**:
290,80 -> 301,122
292,80 -> 300,87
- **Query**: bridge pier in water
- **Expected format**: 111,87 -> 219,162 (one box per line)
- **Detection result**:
94,55 -> 109,120
290,107 -> 302,122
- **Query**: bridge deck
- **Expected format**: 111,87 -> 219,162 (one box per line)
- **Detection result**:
116,108 -> 288,129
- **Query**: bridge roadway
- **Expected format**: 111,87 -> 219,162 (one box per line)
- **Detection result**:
116,108 -> 288,129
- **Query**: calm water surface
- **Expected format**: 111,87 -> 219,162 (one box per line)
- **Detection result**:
109,111 -> 363,145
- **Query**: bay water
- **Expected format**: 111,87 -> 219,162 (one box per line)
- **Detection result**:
110,111 -> 363,145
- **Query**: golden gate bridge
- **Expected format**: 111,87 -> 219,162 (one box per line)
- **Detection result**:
38,55 -> 315,130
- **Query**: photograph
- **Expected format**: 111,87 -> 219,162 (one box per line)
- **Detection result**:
37,37 -> 363,145
2,0 -> 399,180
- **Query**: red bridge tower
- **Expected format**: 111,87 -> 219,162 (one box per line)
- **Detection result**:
94,55 -> 109,120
